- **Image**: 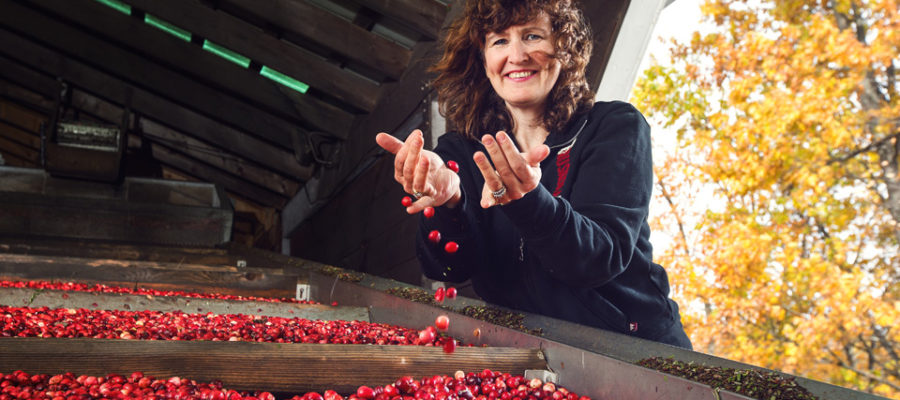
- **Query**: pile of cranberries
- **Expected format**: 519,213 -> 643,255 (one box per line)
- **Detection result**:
0,305 -> 460,346
0,280 -> 315,304
0,369 -> 591,400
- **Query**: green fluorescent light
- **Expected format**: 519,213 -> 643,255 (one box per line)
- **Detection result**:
260,67 -> 309,94
94,0 -> 131,15
144,15 -> 192,42
202,41 -> 251,68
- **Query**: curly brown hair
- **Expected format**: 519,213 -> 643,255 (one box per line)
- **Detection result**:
430,0 -> 594,140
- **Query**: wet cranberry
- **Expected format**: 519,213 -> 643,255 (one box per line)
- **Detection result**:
428,230 -> 441,243
423,207 -> 435,218
446,161 -> 459,173
434,288 -> 445,302
402,197 -> 413,207
442,338 -> 457,354
444,242 -> 459,253
357,386 -> 375,399
435,315 -> 449,331
445,287 -> 457,299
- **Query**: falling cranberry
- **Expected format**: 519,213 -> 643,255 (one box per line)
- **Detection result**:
428,230 -> 441,243
435,315 -> 449,331
442,338 -> 457,354
444,241 -> 459,253
446,160 -> 459,173
402,196 -> 413,207
473,328 -> 481,339
446,287 -> 457,299
423,207 -> 435,218
434,287 -> 445,302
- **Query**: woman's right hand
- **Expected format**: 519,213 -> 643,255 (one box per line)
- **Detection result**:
375,130 -> 462,213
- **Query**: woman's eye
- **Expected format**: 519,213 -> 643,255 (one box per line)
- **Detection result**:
491,38 -> 508,46
525,33 -> 542,41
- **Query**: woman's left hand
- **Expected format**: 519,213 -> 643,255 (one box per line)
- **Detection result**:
473,131 -> 550,208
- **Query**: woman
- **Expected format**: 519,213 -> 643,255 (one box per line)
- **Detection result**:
375,0 -> 692,349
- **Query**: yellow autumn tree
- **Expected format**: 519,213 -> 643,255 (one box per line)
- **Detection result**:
633,0 -> 900,397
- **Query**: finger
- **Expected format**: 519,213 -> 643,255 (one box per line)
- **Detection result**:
525,144 -> 551,167
402,131 -> 424,191
375,132 -> 403,155
394,141 -> 409,183
495,131 -> 531,182
482,134 -> 514,183
412,155 -> 429,199
473,151 -> 503,208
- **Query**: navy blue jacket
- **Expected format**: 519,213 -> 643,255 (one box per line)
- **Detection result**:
416,101 -> 691,347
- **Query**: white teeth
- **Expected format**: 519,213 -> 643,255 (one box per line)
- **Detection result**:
508,71 -> 534,79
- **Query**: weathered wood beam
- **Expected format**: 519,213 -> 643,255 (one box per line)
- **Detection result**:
0,235 -> 235,266
356,0 -> 448,40
68,88 -> 301,198
27,0 -> 354,139
0,253 -> 300,299
0,26 -> 313,181
0,132 -> 39,164
0,338 -> 547,393
121,0 -> 381,111
149,143 -> 289,210
0,121 -> 39,149
1,0 -> 321,154
219,0 -> 410,80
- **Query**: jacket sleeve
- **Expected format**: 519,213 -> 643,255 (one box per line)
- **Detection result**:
415,136 -> 486,283
501,103 -> 654,288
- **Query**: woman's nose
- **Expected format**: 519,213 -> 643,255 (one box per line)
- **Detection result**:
508,40 -> 530,63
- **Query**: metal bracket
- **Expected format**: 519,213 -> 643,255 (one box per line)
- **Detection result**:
524,370 -> 558,384
295,284 -> 310,301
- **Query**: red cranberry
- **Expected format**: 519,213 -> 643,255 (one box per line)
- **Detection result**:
418,328 -> 436,344
402,197 -> 413,207
435,315 -> 449,331
428,230 -> 441,243
446,161 -> 459,173
444,242 -> 459,253
445,287 -> 457,299
434,288 -> 445,302
357,386 -> 375,399
442,338 -> 457,354
423,207 -> 435,218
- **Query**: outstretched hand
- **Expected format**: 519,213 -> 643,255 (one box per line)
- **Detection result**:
473,131 -> 550,208
375,130 -> 462,213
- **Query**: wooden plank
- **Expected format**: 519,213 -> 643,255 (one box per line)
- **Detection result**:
356,0 -> 448,40
0,77 -> 54,114
149,143 -> 289,210
121,0 -> 381,111
0,133 -> 39,164
0,26 -> 313,181
0,121 -> 40,149
0,97 -> 46,132
26,0 -> 353,139
0,235 -> 236,266
0,287 -> 371,321
220,0 -> 410,80
68,88 -> 301,198
0,338 -> 547,393
0,253 -> 299,298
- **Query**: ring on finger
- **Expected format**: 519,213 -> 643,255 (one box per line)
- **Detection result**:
491,186 -> 507,199
413,191 -> 425,199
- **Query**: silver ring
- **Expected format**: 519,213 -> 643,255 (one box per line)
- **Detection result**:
491,186 -> 507,199
413,191 -> 424,199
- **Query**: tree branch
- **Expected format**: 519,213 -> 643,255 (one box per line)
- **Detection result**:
656,176 -> 692,258
828,349 -> 900,391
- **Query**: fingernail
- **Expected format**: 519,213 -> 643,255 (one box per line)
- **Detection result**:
497,133 -> 507,143
483,136 -> 494,146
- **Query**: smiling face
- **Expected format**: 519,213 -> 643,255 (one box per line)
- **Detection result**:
483,13 -> 561,113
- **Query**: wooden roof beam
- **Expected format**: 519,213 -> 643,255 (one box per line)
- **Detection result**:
0,26 -> 313,181
120,0 -> 381,111
219,0 -> 411,80
35,0 -> 353,139
355,0 -> 448,40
